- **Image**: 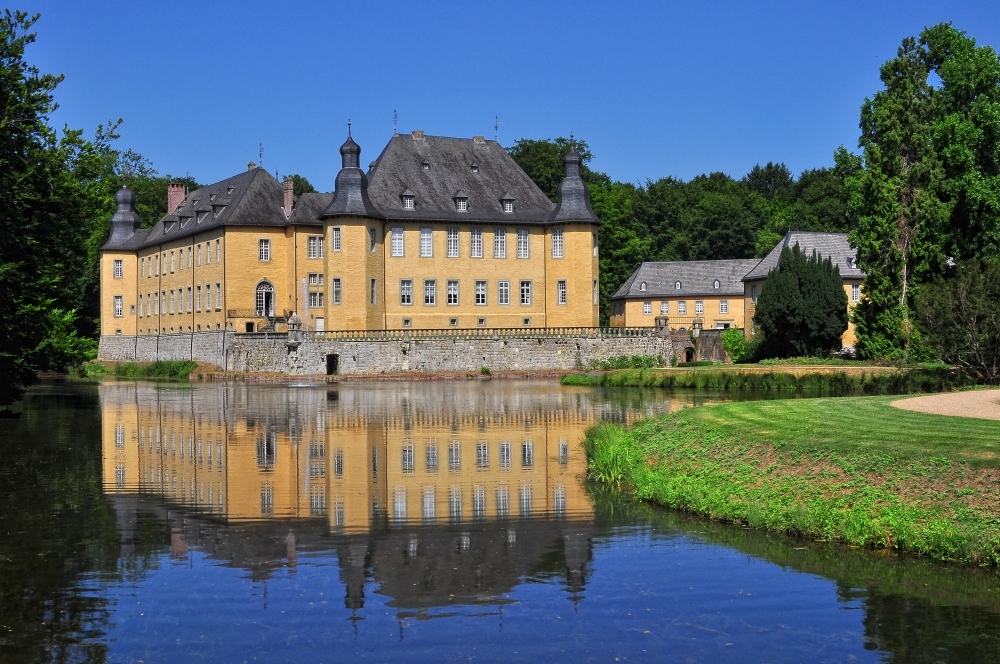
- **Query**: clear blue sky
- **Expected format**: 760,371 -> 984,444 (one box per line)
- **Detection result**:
28,0 -> 1000,189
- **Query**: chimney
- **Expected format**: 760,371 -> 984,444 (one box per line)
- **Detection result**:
411,130 -> 425,141
283,176 -> 295,217
247,160 -> 256,171
167,183 -> 185,214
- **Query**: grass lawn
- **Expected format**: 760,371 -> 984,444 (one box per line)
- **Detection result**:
585,395 -> 1000,564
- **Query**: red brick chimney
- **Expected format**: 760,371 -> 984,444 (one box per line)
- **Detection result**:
167,183 -> 186,213
283,176 -> 294,218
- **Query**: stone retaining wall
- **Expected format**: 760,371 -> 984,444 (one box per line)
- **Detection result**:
100,329 -> 729,375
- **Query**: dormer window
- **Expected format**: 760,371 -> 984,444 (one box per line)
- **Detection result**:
197,211 -> 208,223
847,257 -> 857,269
213,205 -> 226,219
192,198 -> 200,208
421,162 -> 430,171
502,199 -> 514,214
400,188 -> 416,210
403,196 -> 415,209
639,282 -> 647,291
456,198 -> 468,212
675,281 -> 682,290
714,280 -> 720,289
209,193 -> 216,202
226,186 -> 234,195
471,164 -> 479,173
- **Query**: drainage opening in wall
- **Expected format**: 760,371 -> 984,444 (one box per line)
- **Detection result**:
326,354 -> 339,375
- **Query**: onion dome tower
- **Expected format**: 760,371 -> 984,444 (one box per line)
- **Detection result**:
321,124 -> 380,218
104,186 -> 141,247
549,143 -> 600,224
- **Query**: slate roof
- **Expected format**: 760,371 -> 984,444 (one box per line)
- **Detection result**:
742,231 -> 864,281
365,133 -> 557,224
611,259 -> 761,299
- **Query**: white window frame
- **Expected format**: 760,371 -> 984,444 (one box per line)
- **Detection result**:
308,235 -> 325,259
660,301 -> 669,314
695,300 -> 704,314
446,228 -> 459,258
502,199 -> 514,214
259,238 -> 270,262
498,280 -> 510,305
420,228 -> 433,257
113,259 -> 123,279
455,197 -> 468,212
424,279 -> 436,306
400,279 -> 413,306
470,229 -> 483,258
186,287 -> 192,312
216,239 -> 221,263
516,229 -> 529,259
308,291 -> 324,308
370,278 -> 377,305
390,227 -> 404,257
475,280 -> 487,306
205,283 -> 212,310
402,195 -> 415,210
196,285 -> 202,312
196,245 -> 201,266
332,277 -> 342,304
170,251 -> 176,273
852,284 -> 860,302
114,295 -> 123,317
751,285 -> 758,304
369,228 -> 377,252
493,229 -> 506,258
551,229 -> 564,258
308,272 -> 324,286
331,227 -> 342,252
215,283 -> 221,310
720,300 -> 729,314
447,280 -> 459,306
520,280 -> 532,306
643,301 -> 652,315
557,280 -> 567,305
678,300 -> 687,314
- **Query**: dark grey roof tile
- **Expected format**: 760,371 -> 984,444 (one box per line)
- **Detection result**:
611,259 -> 761,299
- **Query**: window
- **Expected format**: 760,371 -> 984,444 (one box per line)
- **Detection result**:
446,228 -> 459,257
475,280 -> 487,305
678,300 -> 687,314
370,278 -> 377,305
449,317 -> 458,326
140,257 -> 144,276
675,281 -> 682,290
216,239 -> 221,262
476,442 -> 489,469
424,279 -> 436,306
852,284 -> 860,302
368,228 -> 377,252
215,283 -> 221,310
522,317 -> 531,326
186,287 -> 192,312
308,291 -> 324,308
196,245 -> 201,266
714,280 -> 721,289
403,318 -> 411,327
551,229 -> 564,258
720,300 -> 729,314
594,279 -> 599,305
308,273 -> 324,286
114,295 -> 123,317
425,443 -> 439,471
390,227 -> 404,256
170,251 -> 176,273
308,235 -> 324,259
113,259 -> 123,279
695,300 -> 704,314
259,239 -> 270,262
154,292 -> 159,315
499,442 -> 511,469
520,280 -> 531,305
517,229 -> 529,258
196,285 -> 202,311
420,228 -> 433,257
331,227 -> 342,252
502,199 -> 514,214
187,247 -> 192,268
255,282 -> 274,316
498,280 -> 510,305
751,284 -> 758,304
493,229 -> 506,258
402,195 -> 415,210
640,282 -> 647,291
332,278 -> 342,304
557,280 -> 567,305
643,301 -> 652,315
470,229 -> 483,258
448,442 -> 461,470
455,197 -> 468,212
447,280 -> 459,305
206,284 -> 213,311
521,441 -> 534,467
402,444 -> 414,472
593,232 -> 599,257
400,279 -> 413,305
477,317 -> 486,326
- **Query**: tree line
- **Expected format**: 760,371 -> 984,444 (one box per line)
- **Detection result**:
2,11 -> 999,405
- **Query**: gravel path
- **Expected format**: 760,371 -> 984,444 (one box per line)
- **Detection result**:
892,390 -> 1000,421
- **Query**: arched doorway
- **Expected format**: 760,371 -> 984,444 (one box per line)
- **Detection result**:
255,281 -> 275,317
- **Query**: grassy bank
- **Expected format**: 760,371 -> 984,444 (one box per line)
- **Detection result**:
81,360 -> 198,379
584,396 -> 1000,564
563,366 -> 968,395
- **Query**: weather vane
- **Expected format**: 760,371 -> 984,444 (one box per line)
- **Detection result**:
494,116 -> 501,142
259,143 -> 264,169
393,109 -> 398,135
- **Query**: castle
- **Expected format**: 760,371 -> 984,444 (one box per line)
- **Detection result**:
99,130 -> 601,340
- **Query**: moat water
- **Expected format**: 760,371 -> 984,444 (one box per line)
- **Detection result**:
2,380 -> 999,663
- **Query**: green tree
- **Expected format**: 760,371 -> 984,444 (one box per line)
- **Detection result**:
284,173 -> 316,197
915,260 -> 1000,384
752,244 -> 849,357
506,137 -> 599,201
846,23 -> 1000,359
743,161 -> 794,202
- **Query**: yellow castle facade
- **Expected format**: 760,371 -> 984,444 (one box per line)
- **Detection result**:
99,131 -> 600,339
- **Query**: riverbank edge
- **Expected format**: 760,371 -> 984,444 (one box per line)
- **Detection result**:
582,400 -> 1000,566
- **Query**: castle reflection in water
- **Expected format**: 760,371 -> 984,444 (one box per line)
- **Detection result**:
99,381 -> 672,610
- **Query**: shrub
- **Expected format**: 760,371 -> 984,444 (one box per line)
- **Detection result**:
721,328 -> 748,362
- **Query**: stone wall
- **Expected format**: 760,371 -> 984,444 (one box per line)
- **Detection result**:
100,329 -> 731,375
